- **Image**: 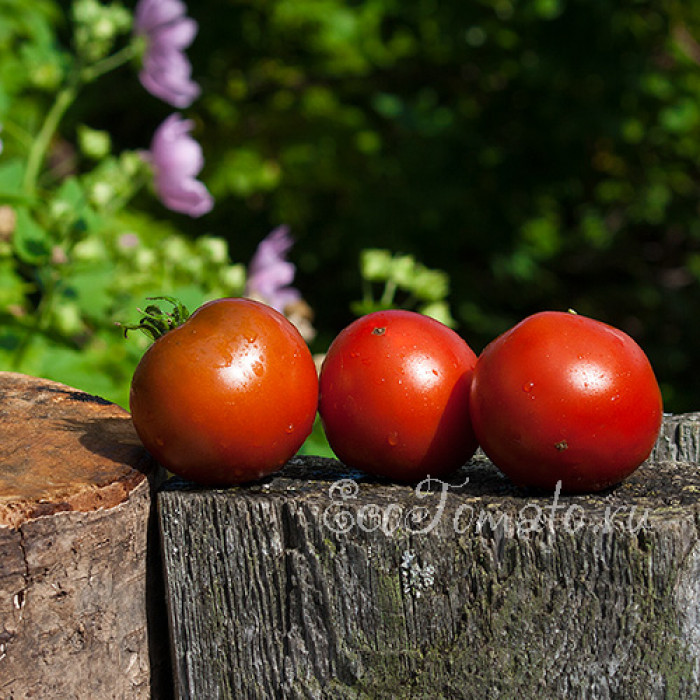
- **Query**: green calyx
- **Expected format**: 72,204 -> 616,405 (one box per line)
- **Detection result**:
118,296 -> 190,342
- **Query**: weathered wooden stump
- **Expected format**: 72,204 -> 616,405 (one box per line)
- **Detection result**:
0,371 -> 170,699
159,413 -> 700,699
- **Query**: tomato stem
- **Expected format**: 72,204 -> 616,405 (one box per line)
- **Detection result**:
117,296 -> 190,342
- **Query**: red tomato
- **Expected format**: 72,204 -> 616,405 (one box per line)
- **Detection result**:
469,311 -> 663,493
129,298 -> 318,485
318,310 -> 478,482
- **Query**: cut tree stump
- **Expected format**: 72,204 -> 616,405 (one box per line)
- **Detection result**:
159,413 -> 700,700
0,371 -> 170,699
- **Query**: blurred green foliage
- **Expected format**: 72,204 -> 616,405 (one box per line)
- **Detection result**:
186,0 -> 700,411
0,0 -> 247,407
353,249 -> 455,326
3,0 -> 700,414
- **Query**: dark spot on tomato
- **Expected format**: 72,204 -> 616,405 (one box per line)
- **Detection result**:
372,327 -> 386,336
555,440 -> 569,451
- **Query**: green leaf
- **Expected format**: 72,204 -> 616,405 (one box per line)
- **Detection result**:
55,176 -> 87,209
521,213 -> 561,259
389,254 -> 417,288
660,99 -> 700,134
66,265 -> 115,320
20,41 -> 64,90
411,267 -> 449,302
418,301 -> 456,328
0,159 -> 27,199
0,258 -> 30,307
534,0 -> 563,20
0,326 -> 21,354
50,177 -> 103,236
360,248 -> 393,281
211,149 -> 281,197
13,207 -> 50,263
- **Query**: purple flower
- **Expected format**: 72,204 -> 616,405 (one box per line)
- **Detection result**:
245,226 -> 302,313
134,0 -> 201,108
147,114 -> 213,217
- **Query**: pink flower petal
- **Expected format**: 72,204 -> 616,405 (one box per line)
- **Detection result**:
135,0 -> 187,35
148,114 -> 213,218
151,16 -> 198,50
156,175 -> 214,217
245,226 -> 302,312
134,0 -> 200,108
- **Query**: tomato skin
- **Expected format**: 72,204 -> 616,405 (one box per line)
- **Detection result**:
469,311 -> 663,493
129,298 -> 318,485
318,310 -> 478,482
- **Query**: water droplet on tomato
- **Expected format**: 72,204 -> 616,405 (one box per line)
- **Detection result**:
252,362 -> 264,377
522,381 -> 534,393
285,423 -> 295,434
387,431 -> 399,446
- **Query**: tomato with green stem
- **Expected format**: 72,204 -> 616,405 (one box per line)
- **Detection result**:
126,297 -> 318,485
469,311 -> 663,493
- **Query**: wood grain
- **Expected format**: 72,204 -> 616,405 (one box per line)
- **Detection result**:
159,413 -> 700,700
0,371 -> 170,699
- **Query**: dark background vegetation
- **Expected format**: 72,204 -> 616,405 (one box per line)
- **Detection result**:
65,0 -> 700,411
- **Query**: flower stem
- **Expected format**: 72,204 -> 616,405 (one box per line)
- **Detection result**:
22,40 -> 141,198
380,279 -> 397,307
23,82 -> 78,198
80,41 -> 140,83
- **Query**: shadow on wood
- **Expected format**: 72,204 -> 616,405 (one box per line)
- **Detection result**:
159,413 -> 700,699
